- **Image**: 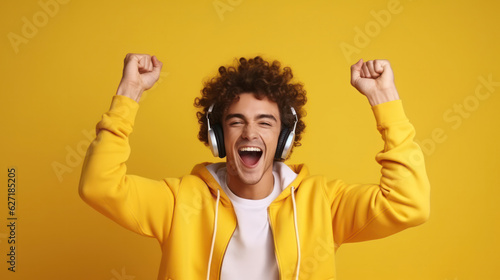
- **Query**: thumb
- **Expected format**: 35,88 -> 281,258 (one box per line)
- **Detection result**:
350,59 -> 363,86
151,55 -> 163,76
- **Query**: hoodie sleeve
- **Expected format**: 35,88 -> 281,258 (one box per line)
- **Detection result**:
79,95 -> 175,241
327,99 -> 430,246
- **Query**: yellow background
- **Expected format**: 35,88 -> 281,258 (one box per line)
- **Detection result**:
1,0 -> 499,279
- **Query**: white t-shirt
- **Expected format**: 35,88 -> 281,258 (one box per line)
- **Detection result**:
207,162 -> 297,280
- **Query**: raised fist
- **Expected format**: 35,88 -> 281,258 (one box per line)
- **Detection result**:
350,59 -> 400,106
116,53 -> 163,102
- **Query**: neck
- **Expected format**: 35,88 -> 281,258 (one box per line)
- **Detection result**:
226,172 -> 274,200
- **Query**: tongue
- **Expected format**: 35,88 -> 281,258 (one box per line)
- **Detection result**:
240,151 -> 261,166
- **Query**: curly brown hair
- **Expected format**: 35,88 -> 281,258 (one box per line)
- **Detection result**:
194,56 -> 307,159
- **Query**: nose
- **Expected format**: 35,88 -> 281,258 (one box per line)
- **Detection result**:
241,123 -> 258,140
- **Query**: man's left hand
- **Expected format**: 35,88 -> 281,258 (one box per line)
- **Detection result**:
350,59 -> 400,106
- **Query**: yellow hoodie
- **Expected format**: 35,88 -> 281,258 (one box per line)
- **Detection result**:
79,95 -> 430,280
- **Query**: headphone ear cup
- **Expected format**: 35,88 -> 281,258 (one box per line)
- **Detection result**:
213,123 -> 226,158
275,128 -> 291,160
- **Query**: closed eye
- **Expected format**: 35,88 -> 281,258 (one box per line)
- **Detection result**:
230,121 -> 243,126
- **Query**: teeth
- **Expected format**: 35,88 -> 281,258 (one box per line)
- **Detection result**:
239,147 -> 262,152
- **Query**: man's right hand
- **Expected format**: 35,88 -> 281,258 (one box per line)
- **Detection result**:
116,53 -> 163,102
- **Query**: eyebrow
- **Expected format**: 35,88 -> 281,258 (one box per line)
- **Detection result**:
225,113 -> 278,122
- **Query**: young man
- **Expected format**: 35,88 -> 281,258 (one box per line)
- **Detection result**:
79,54 -> 430,279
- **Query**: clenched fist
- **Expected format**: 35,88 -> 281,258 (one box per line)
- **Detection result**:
350,59 -> 400,106
116,53 -> 163,102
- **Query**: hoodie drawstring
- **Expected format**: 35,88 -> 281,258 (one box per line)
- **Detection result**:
206,188 -> 299,279
291,186 -> 301,280
207,189 -> 220,280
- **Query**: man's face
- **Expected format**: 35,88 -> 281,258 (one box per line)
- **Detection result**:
223,93 -> 281,188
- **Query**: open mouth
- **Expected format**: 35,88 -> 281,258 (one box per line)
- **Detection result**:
238,147 -> 263,167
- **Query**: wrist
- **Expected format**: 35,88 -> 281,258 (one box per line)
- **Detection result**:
367,88 -> 400,106
116,82 -> 144,103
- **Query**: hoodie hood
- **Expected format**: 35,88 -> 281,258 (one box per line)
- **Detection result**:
190,162 -> 310,205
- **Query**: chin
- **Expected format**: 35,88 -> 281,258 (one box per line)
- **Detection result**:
226,154 -> 267,185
